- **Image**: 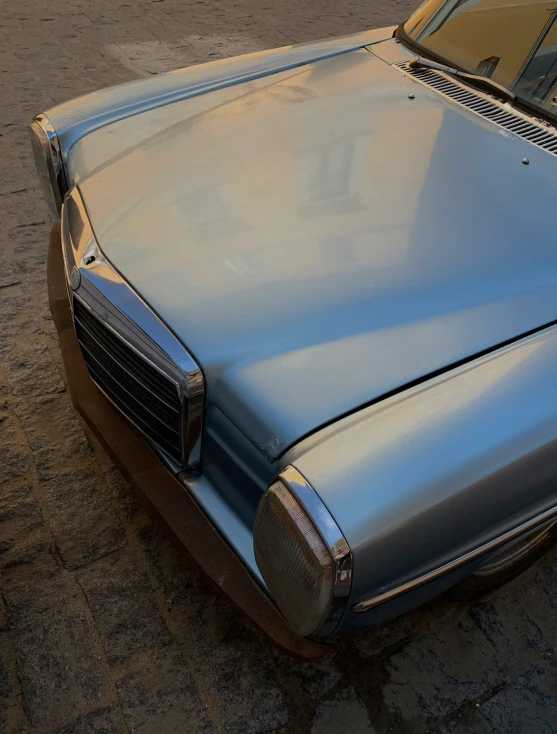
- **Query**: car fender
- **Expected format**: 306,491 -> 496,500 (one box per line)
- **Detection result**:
281,323 -> 557,631
43,27 -> 394,182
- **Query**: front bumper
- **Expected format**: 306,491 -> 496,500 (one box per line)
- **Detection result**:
47,222 -> 328,661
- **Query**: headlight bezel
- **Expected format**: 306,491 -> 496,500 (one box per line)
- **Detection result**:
29,113 -> 67,221
254,465 -> 352,638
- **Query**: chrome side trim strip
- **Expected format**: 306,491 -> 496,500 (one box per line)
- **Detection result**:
279,466 -> 352,636
353,501 -> 557,612
62,187 -> 205,469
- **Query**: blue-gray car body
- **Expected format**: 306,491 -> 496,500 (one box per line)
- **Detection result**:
33,11 -> 557,636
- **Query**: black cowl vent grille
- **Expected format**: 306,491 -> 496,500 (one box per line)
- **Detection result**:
395,61 -> 557,157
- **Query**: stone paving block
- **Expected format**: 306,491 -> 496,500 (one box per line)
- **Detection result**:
184,593 -> 289,734
0,594 -> 7,629
51,706 -> 126,734
0,635 -> 19,727
535,561 -> 557,610
0,657 -> 32,734
116,646 -> 214,734
16,608 -> 105,730
103,464 -> 141,522
0,178 -> 31,196
8,216 -> 51,255
0,417 -> 31,484
113,41 -> 170,74
354,615 -> 417,659
3,195 -> 46,230
480,666 -> 557,733
14,261 -> 48,291
431,713 -> 494,734
311,687 -> 375,734
382,613 -> 506,727
519,557 -> 557,649
14,394 -> 92,481
1,335 -> 65,396
0,536 -> 52,575
43,468 -> 126,570
272,649 -> 343,698
0,247 -> 20,289
0,285 -> 43,341
0,479 -> 42,560
76,553 -> 172,665
136,521 -> 200,609
469,594 -> 550,675
2,544 -> 75,626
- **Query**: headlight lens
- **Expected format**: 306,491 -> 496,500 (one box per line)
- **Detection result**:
254,479 -> 335,637
29,114 -> 66,221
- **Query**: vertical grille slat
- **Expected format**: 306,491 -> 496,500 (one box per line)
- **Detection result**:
395,61 -> 557,157
73,297 -> 184,463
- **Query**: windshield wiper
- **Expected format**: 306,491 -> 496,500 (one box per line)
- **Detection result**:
409,56 -> 515,102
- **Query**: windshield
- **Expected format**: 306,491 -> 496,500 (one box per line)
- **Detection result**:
402,0 -> 557,121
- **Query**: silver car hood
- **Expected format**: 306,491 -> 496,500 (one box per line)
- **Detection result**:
78,44 -> 557,460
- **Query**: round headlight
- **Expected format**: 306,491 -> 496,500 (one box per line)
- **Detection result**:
254,467 -> 352,637
29,114 -> 66,221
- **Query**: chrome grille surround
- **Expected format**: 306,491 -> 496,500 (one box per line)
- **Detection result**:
394,61 -> 557,157
62,187 -> 204,469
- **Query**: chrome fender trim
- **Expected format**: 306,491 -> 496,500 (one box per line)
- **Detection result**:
353,501 -> 557,612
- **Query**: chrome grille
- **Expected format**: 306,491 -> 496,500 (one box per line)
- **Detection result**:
395,61 -> 557,156
73,297 -> 184,463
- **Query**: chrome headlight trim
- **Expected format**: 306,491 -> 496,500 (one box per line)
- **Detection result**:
278,466 -> 352,637
62,187 -> 205,469
29,113 -> 67,221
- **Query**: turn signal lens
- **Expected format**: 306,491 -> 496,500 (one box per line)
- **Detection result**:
254,480 -> 334,637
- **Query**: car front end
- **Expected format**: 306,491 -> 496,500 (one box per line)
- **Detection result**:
31,0 -> 557,653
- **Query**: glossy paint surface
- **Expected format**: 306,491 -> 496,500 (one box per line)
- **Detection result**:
78,40 -> 557,460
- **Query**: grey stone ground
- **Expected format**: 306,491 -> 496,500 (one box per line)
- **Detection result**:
1,0 -> 557,732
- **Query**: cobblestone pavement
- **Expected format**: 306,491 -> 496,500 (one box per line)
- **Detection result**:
1,0 -> 557,732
